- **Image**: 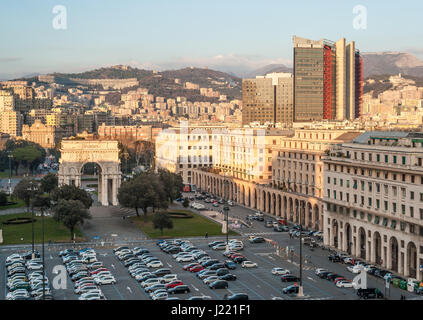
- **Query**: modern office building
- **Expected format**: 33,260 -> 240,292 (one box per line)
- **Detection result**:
242,73 -> 293,126
323,131 -> 423,281
293,36 -> 363,122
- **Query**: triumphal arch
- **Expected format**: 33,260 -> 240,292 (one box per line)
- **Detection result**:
58,140 -> 121,206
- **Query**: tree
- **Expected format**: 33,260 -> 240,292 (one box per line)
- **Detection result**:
12,178 -> 40,212
158,169 -> 183,203
182,197 -> 189,208
33,194 -> 52,215
52,184 -> 93,209
153,211 -> 173,236
53,199 -> 91,240
40,173 -> 58,195
117,172 -> 168,217
0,191 -> 8,206
12,146 -> 43,175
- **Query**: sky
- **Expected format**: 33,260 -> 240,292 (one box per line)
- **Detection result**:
1,0 -> 423,79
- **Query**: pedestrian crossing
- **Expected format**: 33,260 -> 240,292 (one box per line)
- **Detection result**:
244,232 -> 281,236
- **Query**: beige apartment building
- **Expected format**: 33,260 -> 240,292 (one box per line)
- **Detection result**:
242,73 -> 293,126
323,131 -> 423,281
0,111 -> 23,137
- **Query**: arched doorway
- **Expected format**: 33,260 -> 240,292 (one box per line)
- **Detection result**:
407,242 -> 417,278
345,223 -> 352,254
374,232 -> 382,265
332,219 -> 338,248
358,228 -> 366,259
390,237 -> 399,272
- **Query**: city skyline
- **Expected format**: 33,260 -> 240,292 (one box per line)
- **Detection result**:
1,0 -> 423,79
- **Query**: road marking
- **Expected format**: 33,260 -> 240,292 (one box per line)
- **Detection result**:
192,285 -> 199,292
100,253 -> 108,257
307,277 -> 316,282
111,264 -> 115,270
167,263 -> 172,268
127,286 -> 132,294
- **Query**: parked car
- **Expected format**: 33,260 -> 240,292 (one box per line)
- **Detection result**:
357,288 -> 384,299
282,285 -> 299,294
272,268 -> 291,275
281,275 -> 300,282
241,261 -> 257,268
209,280 -> 228,289
167,285 -> 190,294
225,293 -> 248,300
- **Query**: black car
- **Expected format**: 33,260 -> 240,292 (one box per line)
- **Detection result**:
357,288 -> 384,299
167,285 -> 190,294
138,274 -> 158,282
202,260 -> 219,268
209,263 -> 226,271
249,237 -> 265,243
153,268 -> 172,277
209,280 -> 228,289
366,267 -> 377,275
317,271 -> 331,279
281,275 -> 300,282
216,268 -> 230,276
328,255 -> 342,263
22,250 -> 41,260
219,274 -> 237,281
282,285 -> 299,294
233,257 -> 247,264
326,273 -> 342,281
225,293 -> 248,300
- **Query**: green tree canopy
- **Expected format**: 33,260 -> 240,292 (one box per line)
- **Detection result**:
158,168 -> 183,203
12,178 -> 41,211
52,184 -> 93,209
117,171 -> 168,216
53,199 -> 91,240
153,211 -> 173,235
40,173 -> 58,194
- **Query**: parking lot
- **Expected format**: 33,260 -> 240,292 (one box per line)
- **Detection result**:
3,233 -> 418,300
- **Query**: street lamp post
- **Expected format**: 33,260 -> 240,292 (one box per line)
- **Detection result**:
42,206 -> 45,300
7,153 -> 13,195
298,200 -> 304,297
223,178 -> 230,251
27,181 -> 38,259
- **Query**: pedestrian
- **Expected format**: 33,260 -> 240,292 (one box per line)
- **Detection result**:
205,232 -> 208,239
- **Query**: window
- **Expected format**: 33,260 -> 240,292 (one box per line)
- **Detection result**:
393,155 -> 397,164
393,203 -> 397,213
376,154 -> 380,162
411,191 -> 415,200
376,199 -> 380,209
402,156 -> 406,165
385,155 -> 389,163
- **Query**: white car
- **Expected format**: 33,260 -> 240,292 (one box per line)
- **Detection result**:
203,276 -> 219,285
135,272 -> 152,281
160,274 -> 178,283
241,261 -> 258,268
147,261 -> 163,268
151,291 -> 168,300
176,255 -> 195,263
347,265 -> 362,274
336,280 -> 354,288
212,244 -> 227,250
95,275 -> 116,285
315,268 -> 327,276
141,278 -> 162,288
79,290 -> 104,300
272,268 -> 290,275
26,263 -> 43,271
93,271 -> 113,279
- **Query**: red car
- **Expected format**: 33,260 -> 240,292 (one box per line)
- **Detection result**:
189,265 -> 204,273
334,277 -> 346,284
230,254 -> 244,260
183,263 -> 199,271
90,268 -> 108,275
166,280 -> 184,289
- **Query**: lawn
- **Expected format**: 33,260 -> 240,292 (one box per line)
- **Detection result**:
130,209 -> 238,239
0,196 -> 26,211
0,212 -> 85,245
